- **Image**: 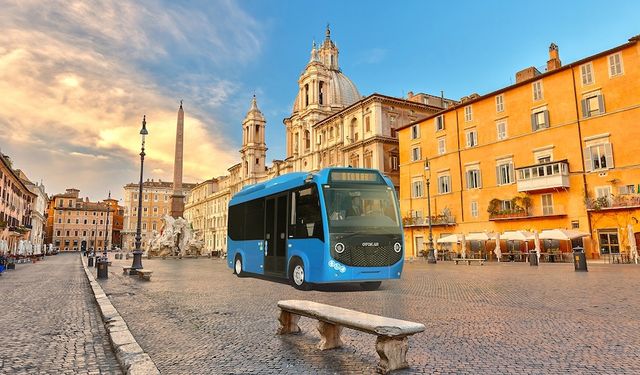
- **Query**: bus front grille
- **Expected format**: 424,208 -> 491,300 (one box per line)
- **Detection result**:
333,244 -> 402,267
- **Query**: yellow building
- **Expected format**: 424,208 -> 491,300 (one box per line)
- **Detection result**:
399,35 -> 640,260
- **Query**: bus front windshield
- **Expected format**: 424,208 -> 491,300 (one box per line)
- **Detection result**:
322,184 -> 400,234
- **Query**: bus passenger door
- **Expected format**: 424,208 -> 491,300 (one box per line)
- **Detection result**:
264,194 -> 287,276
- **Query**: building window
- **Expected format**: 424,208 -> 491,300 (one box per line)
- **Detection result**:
435,115 -> 445,131
56,230 -> 61,236
411,124 -> 420,139
437,137 -> 446,155
411,180 -> 424,198
496,162 -> 515,185
581,93 -> 605,118
496,121 -> 507,140
580,63 -> 594,86
464,105 -> 473,122
154,194 -> 158,201
411,147 -> 421,162
437,175 -> 451,194
364,152 -> 373,168
365,116 -> 371,132
466,169 -> 482,189
390,155 -> 399,171
541,194 -> 554,215
304,130 -> 310,150
608,52 -> 623,77
585,143 -> 614,172
470,201 -> 478,218
598,230 -> 619,254
152,222 -> 157,231
495,94 -> 504,112
618,184 -> 637,195
532,80 -> 543,101
571,220 -> 580,229
142,223 -> 146,230
318,81 -> 324,105
531,109 -> 549,131
465,129 -> 478,148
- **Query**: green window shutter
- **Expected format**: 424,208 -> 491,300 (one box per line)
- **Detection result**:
604,143 -> 614,169
584,147 -> 593,172
598,94 -> 605,115
496,165 -> 501,185
531,113 -> 537,132
581,99 -> 589,118
543,110 -> 550,128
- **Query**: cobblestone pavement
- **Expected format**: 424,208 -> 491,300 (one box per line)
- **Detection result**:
100,258 -> 640,374
0,253 -> 122,375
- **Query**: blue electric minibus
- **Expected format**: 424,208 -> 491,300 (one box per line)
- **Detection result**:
227,168 -> 404,290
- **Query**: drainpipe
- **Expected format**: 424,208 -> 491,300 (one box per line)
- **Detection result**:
571,64 -> 594,252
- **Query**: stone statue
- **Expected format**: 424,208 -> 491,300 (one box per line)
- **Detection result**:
147,215 -> 203,257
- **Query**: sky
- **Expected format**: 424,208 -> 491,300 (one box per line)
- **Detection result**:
1,0 -> 639,202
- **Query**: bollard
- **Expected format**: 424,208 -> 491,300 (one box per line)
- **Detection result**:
573,246 -> 588,272
88,256 -> 94,267
97,257 -> 108,279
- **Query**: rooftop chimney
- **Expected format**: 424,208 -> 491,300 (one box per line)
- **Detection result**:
547,43 -> 561,71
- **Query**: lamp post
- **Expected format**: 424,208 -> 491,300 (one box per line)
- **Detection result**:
103,191 -> 111,257
130,115 -> 148,274
424,158 -> 436,264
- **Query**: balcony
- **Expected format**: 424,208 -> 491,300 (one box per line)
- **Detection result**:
586,194 -> 640,211
516,160 -> 570,193
402,214 -> 456,227
489,205 -> 567,221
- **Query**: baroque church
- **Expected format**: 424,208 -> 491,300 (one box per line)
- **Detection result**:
184,26 -> 456,253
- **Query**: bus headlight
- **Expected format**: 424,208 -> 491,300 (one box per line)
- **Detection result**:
335,242 -> 345,253
394,242 -> 402,253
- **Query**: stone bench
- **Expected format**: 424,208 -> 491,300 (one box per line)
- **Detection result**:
137,269 -> 153,281
122,266 -> 134,275
277,300 -> 425,374
453,258 -> 485,265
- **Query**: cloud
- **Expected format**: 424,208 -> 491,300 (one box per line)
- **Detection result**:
0,0 -> 263,200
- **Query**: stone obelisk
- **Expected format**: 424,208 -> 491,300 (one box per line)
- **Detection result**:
170,100 -> 185,218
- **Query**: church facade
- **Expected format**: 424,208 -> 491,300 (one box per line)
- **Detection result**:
184,26 -> 455,253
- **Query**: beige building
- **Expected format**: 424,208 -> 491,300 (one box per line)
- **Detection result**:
183,26 -> 455,253
16,170 -> 47,252
0,153 -> 37,253
121,179 -> 196,250
48,189 -> 113,252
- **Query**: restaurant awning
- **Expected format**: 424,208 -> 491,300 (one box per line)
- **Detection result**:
538,229 -> 590,240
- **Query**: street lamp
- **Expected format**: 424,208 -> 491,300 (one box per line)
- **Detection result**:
130,115 -> 148,274
424,158 -> 436,264
103,191 -> 111,257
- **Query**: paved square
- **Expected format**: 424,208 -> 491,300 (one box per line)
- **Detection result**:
100,258 -> 640,374
0,254 -> 122,375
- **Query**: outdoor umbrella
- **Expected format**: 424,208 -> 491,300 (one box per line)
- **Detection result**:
494,233 -> 502,262
538,229 -> 590,240
534,230 -> 541,263
18,240 -> 25,256
460,234 -> 467,259
501,230 -> 534,241
627,224 -> 638,264
436,234 -> 463,243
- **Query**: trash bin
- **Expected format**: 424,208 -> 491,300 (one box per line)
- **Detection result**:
88,256 -> 94,267
573,246 -> 588,272
529,251 -> 539,266
97,257 -> 108,279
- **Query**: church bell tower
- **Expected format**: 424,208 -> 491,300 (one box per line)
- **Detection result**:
240,95 -> 267,183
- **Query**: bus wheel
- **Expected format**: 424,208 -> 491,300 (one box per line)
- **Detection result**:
234,256 -> 244,277
360,281 -> 381,291
290,259 -> 310,291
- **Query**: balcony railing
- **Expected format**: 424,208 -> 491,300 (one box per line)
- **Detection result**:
489,205 -> 566,221
586,194 -> 640,211
516,160 -> 570,193
402,214 -> 456,227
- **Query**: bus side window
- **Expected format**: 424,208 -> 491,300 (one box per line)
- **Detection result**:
289,186 -> 324,241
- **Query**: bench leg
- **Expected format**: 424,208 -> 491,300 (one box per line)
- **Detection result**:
316,321 -> 343,350
375,336 -> 409,374
277,311 -> 300,335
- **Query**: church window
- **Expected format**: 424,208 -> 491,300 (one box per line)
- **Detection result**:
329,127 -> 334,139
255,125 -> 260,138
244,161 -> 248,175
365,116 -> 371,132
319,81 -> 324,105
304,130 -> 311,150
350,118 -> 358,142
305,84 -> 309,107
256,158 -> 259,165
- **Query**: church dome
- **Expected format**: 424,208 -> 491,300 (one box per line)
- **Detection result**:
292,70 -> 361,113
328,70 -> 360,107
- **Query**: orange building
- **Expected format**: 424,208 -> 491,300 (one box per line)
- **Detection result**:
398,35 -> 640,261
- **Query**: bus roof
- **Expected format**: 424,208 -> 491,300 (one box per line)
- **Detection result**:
230,168 -> 387,205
